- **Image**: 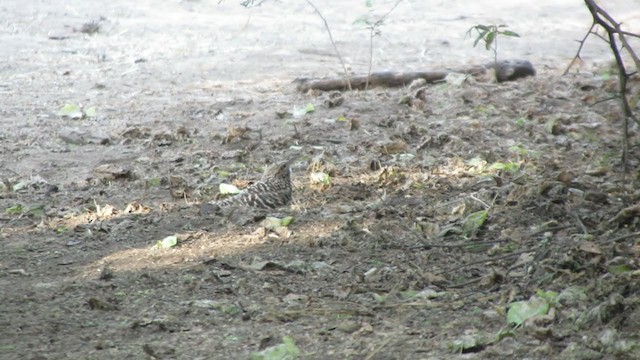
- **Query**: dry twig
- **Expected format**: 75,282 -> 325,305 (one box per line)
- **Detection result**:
435,248 -> 536,276
305,0 -> 352,91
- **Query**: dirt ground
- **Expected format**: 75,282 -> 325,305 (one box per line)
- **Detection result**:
2,0 -> 640,359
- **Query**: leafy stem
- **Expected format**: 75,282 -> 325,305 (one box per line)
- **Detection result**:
466,24 -> 520,67
354,0 -> 402,92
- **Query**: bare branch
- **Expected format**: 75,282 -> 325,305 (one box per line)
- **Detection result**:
584,0 -> 640,73
567,1 -> 640,172
563,23 -> 596,75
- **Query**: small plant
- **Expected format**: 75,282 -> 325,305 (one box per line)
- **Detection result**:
466,24 -> 520,66
353,0 -> 402,91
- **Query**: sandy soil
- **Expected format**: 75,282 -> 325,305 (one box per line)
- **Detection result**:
1,0 -> 640,359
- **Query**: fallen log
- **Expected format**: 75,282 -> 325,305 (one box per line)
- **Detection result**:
294,59 -> 535,92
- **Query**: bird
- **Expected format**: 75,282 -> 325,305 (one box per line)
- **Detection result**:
206,160 -> 292,211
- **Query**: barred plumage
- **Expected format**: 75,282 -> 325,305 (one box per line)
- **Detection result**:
210,161 -> 292,210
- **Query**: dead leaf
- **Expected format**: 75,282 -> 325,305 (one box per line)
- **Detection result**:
579,241 -> 602,254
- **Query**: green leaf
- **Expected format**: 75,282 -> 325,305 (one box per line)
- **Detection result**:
219,183 -> 241,195
608,264 -> 632,274
304,103 -> 315,113
84,107 -> 97,118
5,204 -> 23,215
473,30 -> 488,47
58,104 -> 84,119
250,336 -> 301,360
503,163 -> 520,173
156,235 -> 178,249
310,172 -> 331,185
292,103 -> 315,118
281,216 -> 294,226
489,162 -> 519,173
264,217 -> 283,230
507,296 -> 550,326
508,145 -> 527,157
536,290 -> 559,304
261,216 -> 293,231
484,31 -> 496,50
337,115 -> 348,122
500,30 -> 520,37
462,210 -> 488,236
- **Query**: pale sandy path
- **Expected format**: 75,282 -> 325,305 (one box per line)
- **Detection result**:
0,0 -> 637,180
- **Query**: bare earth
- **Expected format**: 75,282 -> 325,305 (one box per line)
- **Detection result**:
2,0 -> 640,359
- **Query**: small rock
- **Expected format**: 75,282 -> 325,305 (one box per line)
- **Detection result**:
282,293 -> 309,305
380,139 -> 409,154
492,59 -> 536,82
121,127 -> 150,139
408,78 -> 427,90
59,128 -> 110,145
336,320 -> 361,333
59,128 -> 86,145
555,135 -> 571,149
93,164 -> 133,180
220,149 -> 246,160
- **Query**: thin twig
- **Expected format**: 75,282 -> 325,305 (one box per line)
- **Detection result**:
618,30 -> 640,39
591,95 -> 619,106
365,27 -> 374,92
586,0 -> 640,70
528,224 -> 572,236
563,23 -> 596,75
436,248 -> 535,276
567,205 -> 588,234
413,239 -> 507,250
600,231 -> 640,244
364,336 -> 394,360
469,194 -> 491,209
305,0 -> 352,91
446,276 -> 485,289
